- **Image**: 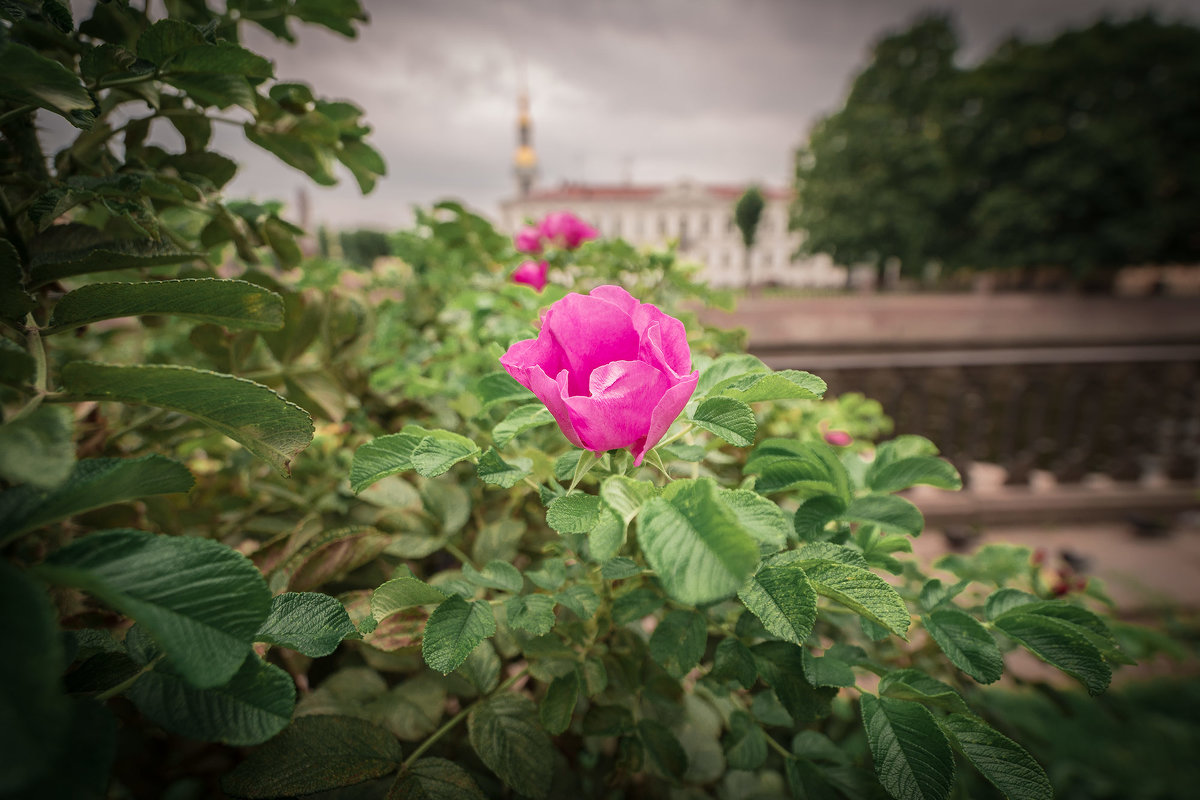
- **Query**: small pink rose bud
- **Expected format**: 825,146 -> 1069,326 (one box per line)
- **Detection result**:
511,260 -> 549,292
824,430 -> 853,447
538,211 -> 599,250
514,225 -> 543,254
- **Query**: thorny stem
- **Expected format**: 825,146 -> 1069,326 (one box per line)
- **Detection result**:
399,666 -> 530,771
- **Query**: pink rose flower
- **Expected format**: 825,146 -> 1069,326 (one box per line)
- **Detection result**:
514,225 -> 543,254
538,211 -> 598,250
824,430 -> 853,447
511,260 -> 549,292
500,285 -> 698,465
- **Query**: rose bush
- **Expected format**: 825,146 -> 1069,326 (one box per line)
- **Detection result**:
513,210 -> 599,254
500,285 -> 698,464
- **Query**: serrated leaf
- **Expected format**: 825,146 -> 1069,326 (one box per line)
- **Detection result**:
878,669 -> 967,713
751,642 -> 837,723
861,695 -> 955,800
0,405 -> 75,490
801,650 -> 856,688
222,715 -> 402,799
712,638 -> 758,689
0,38 -> 93,126
785,757 -> 840,800
992,611 -> 1111,695
492,402 -> 553,447
350,432 -> 422,493
938,714 -> 1052,800
801,559 -> 910,638
721,489 -> 790,548
724,710 -> 767,771
841,494 -> 925,537
421,596 -> 495,674
127,649 -> 294,746
738,563 -> 817,645
546,492 -> 601,534
0,455 -> 193,542
588,504 -> 625,562
29,228 -> 202,287
793,495 -> 847,541
600,557 -> 640,580
36,529 -> 270,688
476,447 -> 532,488
746,439 -> 850,500
468,693 -> 553,799
648,609 -> 707,679
921,610 -> 1003,684
599,475 -> 658,524
456,640 -> 501,695
712,369 -> 826,403
463,561 -> 523,594
637,478 -> 760,605
255,592 -> 358,657
45,279 -> 284,334
696,353 -> 770,397
867,456 -> 962,493
406,426 -> 479,478
504,593 -> 557,636
61,363 -> 313,476
0,238 -> 34,323
919,579 -> 968,612
539,670 -> 579,735
691,395 -> 757,446
612,586 -> 664,625
638,718 -> 689,780
390,757 -> 486,800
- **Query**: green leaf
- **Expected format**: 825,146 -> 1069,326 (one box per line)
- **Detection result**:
246,125 -> 338,183
648,609 -> 708,679
37,529 -> 271,688
539,670 -> 579,736
0,238 -> 35,323
938,713 -> 1052,800
504,593 -> 557,636
546,492 -> 601,534
404,426 -> 480,478
350,432 -> 422,493
738,563 -> 818,645
711,369 -> 827,403
29,228 -> 202,288
841,494 -> 925,537
45,279 -> 284,334
475,371 -> 534,408
136,18 -> 203,63
793,495 -> 847,541
867,456 -> 962,493
166,42 -> 273,78
785,757 -> 840,800
0,560 -> 69,795
921,610 -> 1003,684
751,642 -> 837,723
690,395 -> 757,446
422,596 -> 496,674
600,557 -> 641,580
222,715 -> 402,799
878,669 -> 967,713
476,447 -> 532,488
637,478 -> 760,605
724,710 -> 767,771
801,650 -> 856,688
0,456 -> 193,543
999,599 -> 1132,665
462,561 -> 523,594
638,718 -> 689,781
984,588 -> 1038,620
720,488 -> 790,548
61,363 -> 314,476
390,758 -> 486,800
255,592 -> 358,657
492,402 -> 554,447
337,139 -> 387,194
599,475 -> 658,524
992,611 -> 1111,695
0,38 -> 93,126
801,559 -> 911,638
127,648 -> 294,746
860,695 -> 955,800
696,353 -> 770,396
712,638 -> 758,689
872,436 -> 939,470
746,439 -> 850,500
588,504 -> 625,562
468,693 -> 554,799
0,405 -> 75,490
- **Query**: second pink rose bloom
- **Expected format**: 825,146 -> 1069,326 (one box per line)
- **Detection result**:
500,285 -> 699,465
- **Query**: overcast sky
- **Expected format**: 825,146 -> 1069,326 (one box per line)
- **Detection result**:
99,0 -> 1200,228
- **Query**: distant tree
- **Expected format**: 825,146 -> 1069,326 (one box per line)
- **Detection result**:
734,185 -> 764,287
792,14 -> 960,284
338,228 -> 391,268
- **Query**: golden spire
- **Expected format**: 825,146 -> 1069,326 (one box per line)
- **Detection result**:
514,81 -> 537,196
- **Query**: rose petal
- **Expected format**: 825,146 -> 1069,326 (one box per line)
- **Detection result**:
633,304 -> 692,378
562,361 -> 671,453
631,370 -> 699,466
543,293 -> 639,395
527,366 -> 585,448
511,260 -> 548,292
500,335 -> 563,391
589,285 -> 639,314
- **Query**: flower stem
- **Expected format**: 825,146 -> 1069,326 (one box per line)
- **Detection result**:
96,653 -> 165,701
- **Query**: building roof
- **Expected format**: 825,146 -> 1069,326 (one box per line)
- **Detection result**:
510,181 -> 793,204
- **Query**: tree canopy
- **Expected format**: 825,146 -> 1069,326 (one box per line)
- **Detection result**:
792,13 -> 1200,282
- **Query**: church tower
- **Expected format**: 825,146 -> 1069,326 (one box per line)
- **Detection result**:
513,89 -> 537,197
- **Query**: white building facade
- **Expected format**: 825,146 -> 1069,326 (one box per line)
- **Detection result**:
498,180 -> 846,289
